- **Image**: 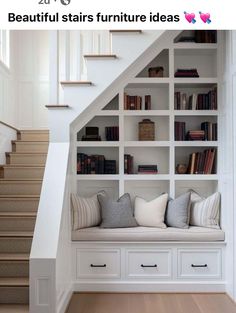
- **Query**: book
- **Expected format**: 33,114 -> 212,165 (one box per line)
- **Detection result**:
124,154 -> 134,174
186,149 -> 216,174
174,68 -> 199,78
175,121 -> 186,141
138,165 -> 158,174
124,94 -> 142,110
145,95 -> 151,110
105,126 -> 119,141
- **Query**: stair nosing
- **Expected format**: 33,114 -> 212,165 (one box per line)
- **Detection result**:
0,277 -> 29,287
0,253 -> 29,261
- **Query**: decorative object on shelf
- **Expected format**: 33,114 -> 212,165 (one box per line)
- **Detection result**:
186,148 -> 216,174
124,154 -> 134,174
138,165 -> 158,174
81,126 -> 101,141
139,119 -> 155,141
124,93 -> 142,110
176,164 -> 188,174
195,30 -> 217,43
174,88 -> 217,110
148,66 -> 164,77
174,68 -> 199,78
175,121 -> 186,141
77,153 -> 117,174
145,95 -> 151,110
105,126 -> 119,141
186,130 -> 205,141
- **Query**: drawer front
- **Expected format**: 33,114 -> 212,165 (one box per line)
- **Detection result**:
178,249 -> 222,279
76,249 -> 120,279
126,249 -> 172,279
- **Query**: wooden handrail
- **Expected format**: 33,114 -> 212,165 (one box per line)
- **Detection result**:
109,30 -> 142,33
45,105 -> 70,109
0,120 -> 19,132
84,54 -> 117,59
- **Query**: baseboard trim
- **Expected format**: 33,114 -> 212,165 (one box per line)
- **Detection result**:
73,281 -> 226,293
57,283 -> 73,313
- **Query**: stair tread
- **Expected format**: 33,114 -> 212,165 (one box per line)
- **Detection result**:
12,140 -> 49,143
0,304 -> 29,313
0,253 -> 29,261
6,152 -> 47,155
0,231 -> 33,238
0,277 -> 29,286
1,165 -> 45,168
0,212 -> 37,217
0,195 -> 40,198
18,130 -> 49,133
0,179 -> 42,182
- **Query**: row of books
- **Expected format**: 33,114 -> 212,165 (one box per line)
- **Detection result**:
187,149 -> 216,174
177,31 -> 217,44
175,121 -> 218,141
124,154 -> 134,174
174,68 -> 199,78
77,153 -> 116,174
124,94 -> 152,110
105,127 -> 119,141
174,89 -> 217,110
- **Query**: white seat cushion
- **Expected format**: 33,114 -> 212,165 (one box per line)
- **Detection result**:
72,226 -> 225,242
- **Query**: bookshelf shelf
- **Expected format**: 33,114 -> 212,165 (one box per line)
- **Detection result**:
76,142 -> 120,147
174,141 -> 218,147
74,30 -> 221,201
174,110 -> 218,116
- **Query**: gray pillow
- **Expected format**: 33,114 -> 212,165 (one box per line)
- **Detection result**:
98,193 -> 138,228
165,192 -> 191,228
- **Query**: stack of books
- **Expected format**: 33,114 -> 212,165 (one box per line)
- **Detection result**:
81,127 -> 101,141
124,154 -> 134,174
187,149 -> 216,174
124,94 -> 142,110
175,121 -> 186,141
186,130 -> 205,141
201,122 -> 217,141
174,89 -> 217,110
138,165 -> 158,174
105,127 -> 119,141
174,69 -> 199,78
77,153 -> 116,174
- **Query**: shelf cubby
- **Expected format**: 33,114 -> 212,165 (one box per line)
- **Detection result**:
124,180 -> 170,202
124,116 -> 169,141
175,180 -> 218,198
124,147 -> 169,175
174,49 -> 217,78
102,94 -> 119,110
77,180 -> 119,199
124,82 -> 169,110
77,116 -> 119,142
136,49 -> 169,78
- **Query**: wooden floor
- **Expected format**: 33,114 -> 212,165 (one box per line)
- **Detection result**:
66,293 -> 236,313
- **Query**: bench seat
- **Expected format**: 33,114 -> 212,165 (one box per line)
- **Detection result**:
72,226 -> 225,242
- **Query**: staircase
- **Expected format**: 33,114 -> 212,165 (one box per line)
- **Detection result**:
0,130 -> 49,313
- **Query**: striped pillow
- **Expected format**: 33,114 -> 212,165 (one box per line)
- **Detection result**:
71,193 -> 102,230
190,191 -> 220,229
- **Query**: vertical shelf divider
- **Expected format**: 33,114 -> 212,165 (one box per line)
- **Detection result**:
119,90 -> 125,196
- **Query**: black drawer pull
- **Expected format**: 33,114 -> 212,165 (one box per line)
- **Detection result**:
191,264 -> 208,268
90,264 -> 106,268
141,264 -> 157,268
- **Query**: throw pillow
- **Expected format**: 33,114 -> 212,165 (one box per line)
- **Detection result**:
189,190 -> 220,229
71,192 -> 103,230
165,192 -> 191,228
134,193 -> 168,228
98,193 -> 138,228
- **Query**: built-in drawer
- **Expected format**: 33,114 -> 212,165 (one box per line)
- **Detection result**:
126,249 -> 172,279
76,249 -> 120,279
178,249 -> 222,280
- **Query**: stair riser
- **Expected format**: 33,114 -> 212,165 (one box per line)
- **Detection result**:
17,133 -> 49,142
0,199 -> 39,212
0,287 -> 29,304
12,143 -> 48,153
3,167 -> 45,179
0,218 -> 35,231
0,183 -> 42,195
0,261 -> 29,277
0,238 -> 32,253
6,154 -> 47,165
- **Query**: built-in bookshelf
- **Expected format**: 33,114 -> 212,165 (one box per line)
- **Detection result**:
74,30 -> 220,202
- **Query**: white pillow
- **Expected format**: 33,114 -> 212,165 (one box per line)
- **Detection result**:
134,194 -> 168,228
189,190 -> 220,229
71,193 -> 102,230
